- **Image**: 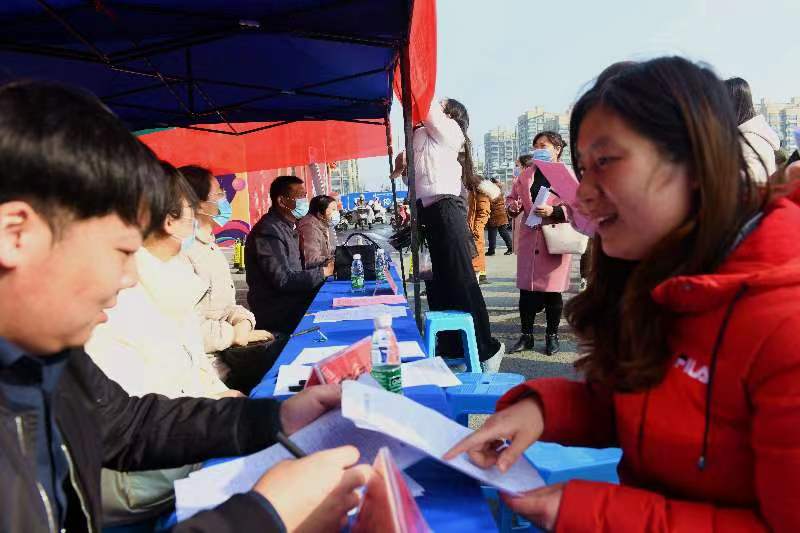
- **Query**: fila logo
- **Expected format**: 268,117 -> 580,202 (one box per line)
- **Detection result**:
674,354 -> 709,385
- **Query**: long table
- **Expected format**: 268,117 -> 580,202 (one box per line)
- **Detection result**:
250,265 -> 499,532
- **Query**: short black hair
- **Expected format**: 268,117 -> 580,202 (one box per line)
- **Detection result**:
724,77 -> 756,125
269,175 -> 304,204
532,131 -> 566,161
309,195 -> 337,217
0,80 -> 166,235
519,154 -> 533,166
179,165 -> 215,202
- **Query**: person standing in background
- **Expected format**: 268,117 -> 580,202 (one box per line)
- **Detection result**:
392,98 -> 504,371
507,133 -> 572,356
467,175 -> 501,283
486,177 -> 513,256
724,77 -> 780,185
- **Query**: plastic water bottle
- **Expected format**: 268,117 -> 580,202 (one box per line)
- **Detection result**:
370,314 -> 402,393
351,253 -> 365,292
375,248 -> 387,282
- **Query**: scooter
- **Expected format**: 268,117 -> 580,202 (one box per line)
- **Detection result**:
355,206 -> 372,230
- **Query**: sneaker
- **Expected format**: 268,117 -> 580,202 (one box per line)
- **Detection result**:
508,334 -> 535,354
504,249 -> 514,255
480,340 -> 505,373
545,334 -> 560,356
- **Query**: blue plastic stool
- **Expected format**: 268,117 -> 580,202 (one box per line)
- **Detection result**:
423,311 -> 481,373
494,443 -> 622,532
446,372 -> 525,424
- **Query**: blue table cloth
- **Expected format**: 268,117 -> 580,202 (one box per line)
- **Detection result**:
248,265 -> 499,532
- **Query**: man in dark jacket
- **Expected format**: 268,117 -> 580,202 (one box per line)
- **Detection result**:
245,177 -> 334,335
0,81 -> 369,533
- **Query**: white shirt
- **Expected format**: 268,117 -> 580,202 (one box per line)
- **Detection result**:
408,101 -> 465,206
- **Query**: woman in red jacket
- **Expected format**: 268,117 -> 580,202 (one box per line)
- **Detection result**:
446,57 -> 800,532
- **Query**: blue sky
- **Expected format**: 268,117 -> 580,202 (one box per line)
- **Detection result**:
358,0 -> 800,189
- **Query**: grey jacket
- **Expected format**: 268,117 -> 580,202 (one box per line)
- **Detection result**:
245,208 -> 325,334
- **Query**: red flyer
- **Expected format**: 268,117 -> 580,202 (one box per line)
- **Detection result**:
304,336 -> 372,388
352,447 -> 431,533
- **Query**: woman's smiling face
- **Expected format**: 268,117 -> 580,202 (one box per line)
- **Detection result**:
575,105 -> 694,260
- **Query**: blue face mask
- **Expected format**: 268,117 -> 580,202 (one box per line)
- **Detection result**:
512,167 -> 521,178
175,219 -> 198,253
213,197 -> 232,226
291,198 -> 310,219
532,148 -> 553,162
329,210 -> 341,227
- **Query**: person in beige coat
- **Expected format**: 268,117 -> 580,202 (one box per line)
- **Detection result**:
179,166 -> 273,355
85,163 -> 238,525
298,195 -> 339,269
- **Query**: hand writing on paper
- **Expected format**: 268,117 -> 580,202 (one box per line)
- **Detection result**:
280,383 -> 342,435
501,482 -> 565,532
254,446 -> 371,533
533,205 -> 554,218
443,396 -> 544,472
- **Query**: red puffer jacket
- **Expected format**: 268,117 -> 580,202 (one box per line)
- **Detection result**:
498,195 -> 800,532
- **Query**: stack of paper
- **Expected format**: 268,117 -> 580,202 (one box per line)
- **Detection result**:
174,409 -> 425,522
275,355 -> 458,396
333,295 -> 407,307
313,304 -> 407,324
293,341 -> 424,366
341,381 -> 544,495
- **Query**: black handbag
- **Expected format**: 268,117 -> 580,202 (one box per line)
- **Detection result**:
334,232 -> 379,281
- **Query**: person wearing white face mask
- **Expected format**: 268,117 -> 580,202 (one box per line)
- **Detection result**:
245,176 -> 334,345
298,195 -> 339,269
85,162 -> 236,525
180,165 -> 275,392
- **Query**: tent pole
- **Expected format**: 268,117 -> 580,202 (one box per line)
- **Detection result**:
384,115 -> 408,296
400,44 -> 422,332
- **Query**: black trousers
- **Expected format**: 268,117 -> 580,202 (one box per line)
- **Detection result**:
420,196 -> 499,361
487,224 -> 513,252
519,290 -> 563,336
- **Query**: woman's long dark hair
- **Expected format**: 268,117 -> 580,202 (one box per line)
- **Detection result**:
724,77 -> 757,125
566,57 -> 763,391
443,98 -> 480,189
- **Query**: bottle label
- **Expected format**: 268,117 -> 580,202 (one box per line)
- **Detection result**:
371,365 -> 403,393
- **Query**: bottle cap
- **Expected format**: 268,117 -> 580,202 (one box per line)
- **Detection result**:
353,254 -> 361,260
374,314 -> 392,329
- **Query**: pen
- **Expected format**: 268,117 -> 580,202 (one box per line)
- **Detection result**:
291,326 -> 320,338
276,431 -> 308,459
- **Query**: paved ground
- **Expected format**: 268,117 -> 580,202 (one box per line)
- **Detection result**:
228,223 -> 582,382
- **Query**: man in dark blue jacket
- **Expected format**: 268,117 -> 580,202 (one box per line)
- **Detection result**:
0,81 -> 368,533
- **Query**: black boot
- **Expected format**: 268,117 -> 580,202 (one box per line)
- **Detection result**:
545,334 -> 560,356
504,249 -> 513,255
508,334 -> 535,354
486,249 -> 496,256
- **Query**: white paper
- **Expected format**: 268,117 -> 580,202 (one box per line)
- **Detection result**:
401,357 -> 462,388
525,186 -> 551,228
313,304 -> 407,324
294,341 -> 424,366
341,381 -> 544,496
274,365 -> 313,395
175,409 -> 425,522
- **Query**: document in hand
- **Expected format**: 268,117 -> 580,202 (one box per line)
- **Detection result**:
341,381 -> 544,495
352,447 -> 432,533
525,186 -> 551,228
173,409 -> 425,522
533,160 -> 596,236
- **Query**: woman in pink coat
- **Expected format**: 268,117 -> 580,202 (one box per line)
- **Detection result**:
507,132 -> 572,355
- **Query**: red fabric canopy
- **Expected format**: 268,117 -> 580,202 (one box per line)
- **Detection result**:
139,0 -> 436,174
394,0 -> 437,125
140,120 -> 387,175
